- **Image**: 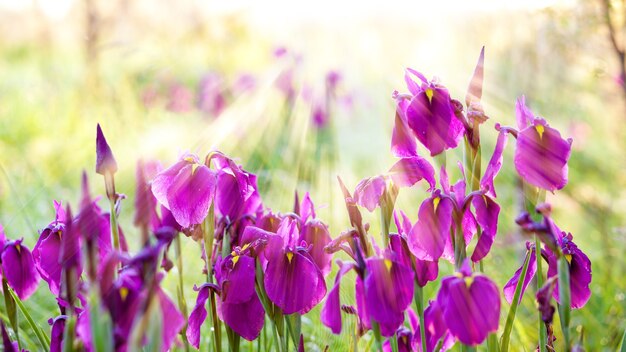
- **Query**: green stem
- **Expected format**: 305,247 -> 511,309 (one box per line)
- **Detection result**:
372,322 -> 383,352
454,216 -> 466,270
500,250 -> 532,352
379,206 -> 391,247
414,285 -> 427,352
8,288 -> 49,351
390,332 -> 399,352
62,315 -> 76,352
175,234 -> 190,352
535,236 -> 547,352
2,276 -> 20,350
108,197 -> 120,252
557,255 -> 571,350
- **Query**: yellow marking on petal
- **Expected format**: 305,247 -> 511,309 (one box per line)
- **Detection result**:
565,254 -> 572,264
536,125 -> 545,139
232,255 -> 240,267
454,272 -> 464,279
384,259 -> 393,271
402,335 -> 408,345
464,276 -> 474,288
57,231 -> 62,238
120,287 -> 129,301
286,252 -> 294,263
191,163 -> 200,176
241,243 -> 251,251
184,156 -> 196,163
425,88 -> 434,103
433,197 -> 441,212
15,243 -> 21,254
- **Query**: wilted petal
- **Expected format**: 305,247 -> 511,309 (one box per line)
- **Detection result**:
388,156 -> 436,191
481,130 -> 508,198
2,239 -> 40,300
514,120 -> 572,192
408,194 -> 453,261
470,195 -> 500,262
353,176 -> 386,212
364,258 -> 414,337
321,261 -> 356,334
264,249 -> 326,314
503,247 -> 537,304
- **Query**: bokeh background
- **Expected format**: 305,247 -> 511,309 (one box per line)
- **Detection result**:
0,0 -> 625,350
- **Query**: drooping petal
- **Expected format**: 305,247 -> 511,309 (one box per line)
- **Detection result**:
439,273 -> 500,346
151,159 -> 189,209
300,220 -> 332,276
166,164 -> 217,228
33,228 -> 63,295
404,68 -> 428,95
1,239 -> 41,300
187,284 -> 213,349
388,156 -> 436,191
546,239 -> 592,309
321,261 -> 356,334
470,195 -> 500,262
408,194 -> 453,261
264,249 -> 326,314
503,247 -> 537,304
480,130 -> 508,198
514,119 -> 572,192
364,258 -> 414,337
218,293 -> 265,341
353,176 -> 386,212
406,86 -> 464,156
158,288 -> 185,350
391,99 -> 418,157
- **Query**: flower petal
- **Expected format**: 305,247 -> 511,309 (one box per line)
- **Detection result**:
388,156 -> 436,191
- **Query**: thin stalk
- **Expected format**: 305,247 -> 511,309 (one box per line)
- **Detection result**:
535,236 -> 547,352
500,250 -> 531,352
414,284 -> 427,352
108,197 -> 120,252
379,206 -> 391,247
454,216 -> 466,270
175,234 -> 190,352
372,322 -> 383,352
62,315 -> 76,352
9,288 -> 49,351
557,255 -> 571,350
390,333 -> 399,352
2,276 -> 20,350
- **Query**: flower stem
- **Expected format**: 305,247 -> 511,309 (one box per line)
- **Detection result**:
557,255 -> 571,350
500,249 -> 531,352
9,288 -> 50,351
414,284 -> 427,352
175,234 -> 190,352
108,195 -> 120,252
372,322 -> 383,352
535,236 -> 547,352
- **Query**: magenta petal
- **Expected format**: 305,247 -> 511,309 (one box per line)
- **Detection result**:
515,96 -> 533,130
514,121 -> 572,192
321,261 -> 356,334
300,220 -> 333,276
414,259 -> 439,288
406,86 -> 464,156
218,294 -> 265,341
187,284 -> 212,349
503,248 -> 537,304
353,176 -> 386,212
221,255 -> 256,304
405,68 -> 428,95
355,275 -> 371,330
2,240 -> 40,300
299,192 -> 316,222
391,99 -> 418,158
158,288 -> 185,350
166,164 -> 217,228
49,315 -> 66,352
264,249 -> 326,314
95,124 -> 118,175
439,275 -> 500,346
364,258 -> 414,337
481,130 -> 508,198
470,195 -> 500,262
388,156 -> 436,191
547,241 -> 592,309
33,230 -> 63,295
408,195 -> 453,261
151,159 -> 188,209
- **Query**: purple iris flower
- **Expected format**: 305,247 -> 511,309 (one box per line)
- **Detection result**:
151,153 -> 217,229
295,193 -> 332,276
197,72 -> 227,118
436,260 -> 500,346
33,201 -> 67,295
392,211 -> 438,287
1,235 -> 40,300
506,209 -> 592,309
187,252 -> 264,346
408,164 -> 501,263
353,156 -> 436,212
392,69 -> 465,156
263,218 -> 327,314
496,96 -> 572,192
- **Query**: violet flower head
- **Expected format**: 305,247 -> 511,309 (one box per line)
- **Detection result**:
33,201 -> 67,295
394,69 -> 465,156
436,260 -> 500,346
95,123 -> 118,176
1,238 -> 41,300
392,212 -> 438,287
408,191 -> 454,261
263,218 -> 327,314
151,153 -> 217,229
511,96 -> 573,192
211,153 -> 262,223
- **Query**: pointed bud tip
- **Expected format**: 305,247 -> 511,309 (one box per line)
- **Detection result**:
95,123 -> 118,175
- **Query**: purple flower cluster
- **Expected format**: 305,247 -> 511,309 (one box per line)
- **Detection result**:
0,48 -> 591,352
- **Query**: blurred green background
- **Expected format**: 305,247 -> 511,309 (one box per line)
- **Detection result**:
0,0 -> 624,350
